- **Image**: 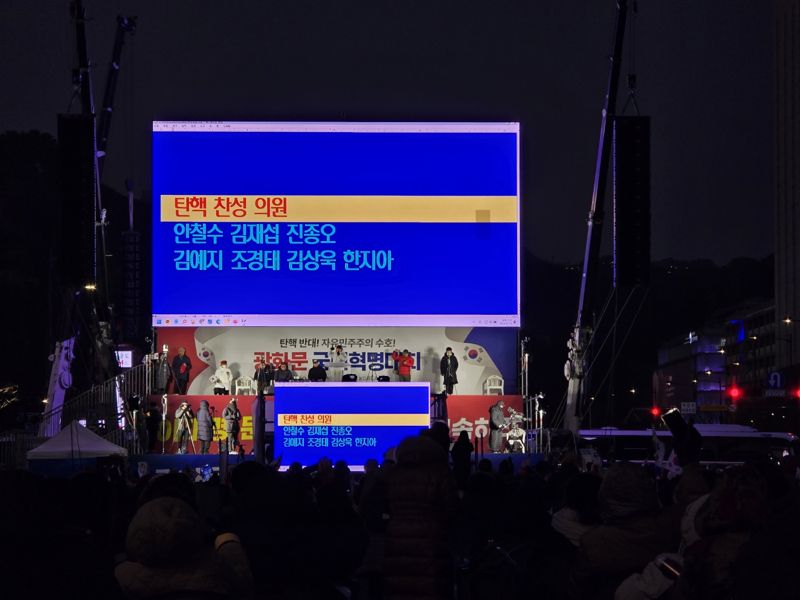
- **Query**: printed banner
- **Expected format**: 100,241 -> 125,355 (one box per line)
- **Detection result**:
148,393 -> 523,456
155,326 -> 518,396
147,395 -> 263,452
446,395 -> 524,445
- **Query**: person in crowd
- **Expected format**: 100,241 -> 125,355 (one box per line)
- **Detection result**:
154,351 -> 170,393
568,462 -> 672,599
223,398 -> 241,454
451,430 -> 474,490
174,401 -> 194,454
424,421 -> 452,453
616,461 -> 779,600
440,346 -> 459,394
115,497 -> 253,599
391,349 -> 415,382
551,473 -> 602,547
196,400 -> 214,455
488,398 -> 506,452
384,434 -> 458,600
308,358 -> 327,382
212,359 -> 233,395
253,357 -> 274,396
171,347 -> 192,395
275,361 -> 293,382
329,344 -> 349,381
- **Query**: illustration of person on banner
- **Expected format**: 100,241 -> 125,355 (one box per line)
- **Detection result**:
211,360 -> 233,395
391,349 -> 415,382
171,347 -> 192,395
489,398 -> 506,453
440,347 -> 459,394
223,398 -> 241,453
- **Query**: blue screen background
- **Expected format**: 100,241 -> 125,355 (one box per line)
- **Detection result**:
152,129 -> 519,317
274,384 -> 430,467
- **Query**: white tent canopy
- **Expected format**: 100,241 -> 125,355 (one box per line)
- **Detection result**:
27,421 -> 128,460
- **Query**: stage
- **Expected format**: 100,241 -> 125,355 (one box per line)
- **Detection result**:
27,450 -> 544,479
147,392 -> 524,457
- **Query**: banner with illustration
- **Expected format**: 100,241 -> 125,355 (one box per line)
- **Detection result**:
155,326 -> 518,396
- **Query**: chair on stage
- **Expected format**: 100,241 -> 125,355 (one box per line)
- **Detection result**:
483,375 -> 504,395
235,375 -> 256,395
342,373 -> 358,382
376,375 -> 391,382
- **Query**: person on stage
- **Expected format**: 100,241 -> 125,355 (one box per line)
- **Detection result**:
253,358 -> 274,396
197,400 -> 214,454
391,349 -> 415,382
329,345 -> 348,381
223,398 -> 241,454
171,347 -> 192,395
212,360 -> 233,395
440,347 -> 459,394
308,359 -> 327,382
275,361 -> 293,382
155,352 -> 171,394
175,401 -> 195,454
489,398 -> 506,453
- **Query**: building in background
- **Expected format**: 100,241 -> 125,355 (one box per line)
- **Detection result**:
723,302 -> 799,431
653,328 -> 728,424
653,300 -> 799,431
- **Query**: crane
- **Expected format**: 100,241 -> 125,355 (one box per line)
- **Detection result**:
563,0 -> 629,432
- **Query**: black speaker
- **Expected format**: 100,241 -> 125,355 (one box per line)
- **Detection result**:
57,114 -> 96,289
122,229 -> 143,341
613,116 -> 651,287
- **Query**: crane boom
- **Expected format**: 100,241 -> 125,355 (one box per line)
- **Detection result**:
97,15 -> 137,181
564,0 -> 629,432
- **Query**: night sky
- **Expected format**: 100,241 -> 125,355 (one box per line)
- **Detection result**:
0,0 -> 774,264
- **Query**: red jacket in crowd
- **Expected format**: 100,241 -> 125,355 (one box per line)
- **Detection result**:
392,351 -> 415,377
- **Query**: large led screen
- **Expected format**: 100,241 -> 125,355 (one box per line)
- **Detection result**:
273,382 -> 430,469
152,122 -> 520,327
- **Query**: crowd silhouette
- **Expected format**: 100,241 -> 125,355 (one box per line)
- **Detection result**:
0,424 -> 798,600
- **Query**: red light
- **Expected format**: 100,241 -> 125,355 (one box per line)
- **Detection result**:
794,388 -> 800,399
729,386 -> 742,400
650,407 -> 661,417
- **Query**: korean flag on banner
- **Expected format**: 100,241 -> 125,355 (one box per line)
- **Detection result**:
462,346 -> 486,364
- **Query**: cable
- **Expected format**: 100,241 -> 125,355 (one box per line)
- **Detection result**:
550,287 -> 627,428
580,287 -> 650,419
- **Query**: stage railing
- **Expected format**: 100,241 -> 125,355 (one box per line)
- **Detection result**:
105,426 -> 146,456
0,432 -> 47,470
38,359 -> 154,438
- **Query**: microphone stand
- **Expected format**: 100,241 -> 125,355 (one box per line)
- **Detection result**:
210,406 -> 219,453
160,394 -> 168,454
181,411 -> 197,454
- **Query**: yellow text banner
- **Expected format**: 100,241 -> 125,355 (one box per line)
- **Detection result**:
278,413 -> 430,426
160,195 -> 517,223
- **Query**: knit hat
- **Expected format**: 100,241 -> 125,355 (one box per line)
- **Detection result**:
598,463 -> 658,521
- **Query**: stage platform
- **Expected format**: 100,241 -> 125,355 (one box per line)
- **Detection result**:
27,451 -> 544,479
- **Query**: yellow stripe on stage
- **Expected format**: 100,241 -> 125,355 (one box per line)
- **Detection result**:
277,413 -> 430,426
160,195 -> 518,223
